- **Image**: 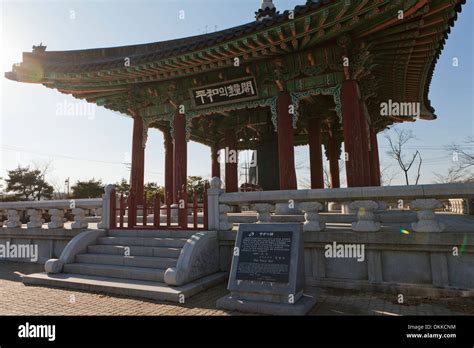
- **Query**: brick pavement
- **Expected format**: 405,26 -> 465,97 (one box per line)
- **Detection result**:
0,262 -> 471,316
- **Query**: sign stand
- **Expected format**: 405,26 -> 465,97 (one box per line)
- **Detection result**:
216,223 -> 316,315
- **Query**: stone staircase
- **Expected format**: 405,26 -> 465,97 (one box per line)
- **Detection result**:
23,230 -> 226,302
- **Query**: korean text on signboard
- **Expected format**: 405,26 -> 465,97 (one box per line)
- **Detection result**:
191,78 -> 258,108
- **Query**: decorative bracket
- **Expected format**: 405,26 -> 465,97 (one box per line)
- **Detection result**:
290,85 -> 342,127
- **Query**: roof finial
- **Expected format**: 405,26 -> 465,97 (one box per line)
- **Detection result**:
255,0 -> 278,22
32,43 -> 47,53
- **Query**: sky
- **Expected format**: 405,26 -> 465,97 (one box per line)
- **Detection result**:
1,0 -> 473,193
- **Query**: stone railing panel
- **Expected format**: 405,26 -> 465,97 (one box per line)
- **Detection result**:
27,209 -> 44,228
4,210 -> 21,228
299,202 -> 325,232
254,203 -> 274,223
411,199 -> 445,232
350,200 -> 381,232
48,209 -> 65,229
71,208 -> 88,229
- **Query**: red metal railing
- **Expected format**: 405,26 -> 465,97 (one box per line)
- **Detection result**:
109,186 -> 208,230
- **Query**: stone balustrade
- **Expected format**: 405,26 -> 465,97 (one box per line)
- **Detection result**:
0,198 -> 102,230
209,180 -> 474,233
213,181 -> 474,296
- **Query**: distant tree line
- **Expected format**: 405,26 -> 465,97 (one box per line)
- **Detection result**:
0,166 -> 208,202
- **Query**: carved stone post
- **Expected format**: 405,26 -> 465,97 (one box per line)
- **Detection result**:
48,209 -> 65,229
98,184 -> 115,229
219,204 -> 233,231
207,177 -> 223,230
27,209 -> 44,228
350,201 -> 380,232
71,208 -> 88,229
411,199 -> 445,232
299,202 -> 325,232
254,203 -> 274,223
4,210 -> 21,228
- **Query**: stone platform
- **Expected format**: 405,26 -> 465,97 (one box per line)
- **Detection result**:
18,229 -> 224,303
2,262 -> 472,316
23,271 -> 226,303
217,293 -> 317,315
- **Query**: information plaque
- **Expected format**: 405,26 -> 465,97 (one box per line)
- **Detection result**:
217,223 -> 316,315
235,230 -> 292,283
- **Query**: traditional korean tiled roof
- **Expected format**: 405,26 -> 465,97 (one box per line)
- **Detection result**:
5,0 -> 467,132
6,1 -> 336,75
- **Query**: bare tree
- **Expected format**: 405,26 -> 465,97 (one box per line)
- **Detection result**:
432,137 -> 474,184
384,128 -> 423,185
323,165 -> 331,188
295,156 -> 311,189
380,164 -> 396,186
50,179 -> 67,199
33,160 -> 53,183
447,137 -> 474,170
433,167 -> 468,184
298,176 -> 311,189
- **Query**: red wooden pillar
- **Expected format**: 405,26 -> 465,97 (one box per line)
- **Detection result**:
308,118 -> 324,189
341,80 -> 366,188
211,144 -> 221,178
163,127 -> 174,205
360,104 -> 372,187
277,91 -> 297,190
224,129 -> 238,192
173,111 -> 187,204
369,126 -> 381,186
328,133 -> 341,189
130,115 -> 145,204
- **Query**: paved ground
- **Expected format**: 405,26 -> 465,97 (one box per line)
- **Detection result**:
0,262 -> 472,316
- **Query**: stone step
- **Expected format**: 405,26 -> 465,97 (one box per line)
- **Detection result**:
22,272 -> 228,303
108,230 -> 196,239
97,237 -> 188,248
64,263 -> 165,282
75,254 -> 178,269
88,245 -> 182,258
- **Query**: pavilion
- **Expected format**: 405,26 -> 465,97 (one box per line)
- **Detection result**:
4,0 -> 472,308
5,0 -> 466,204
